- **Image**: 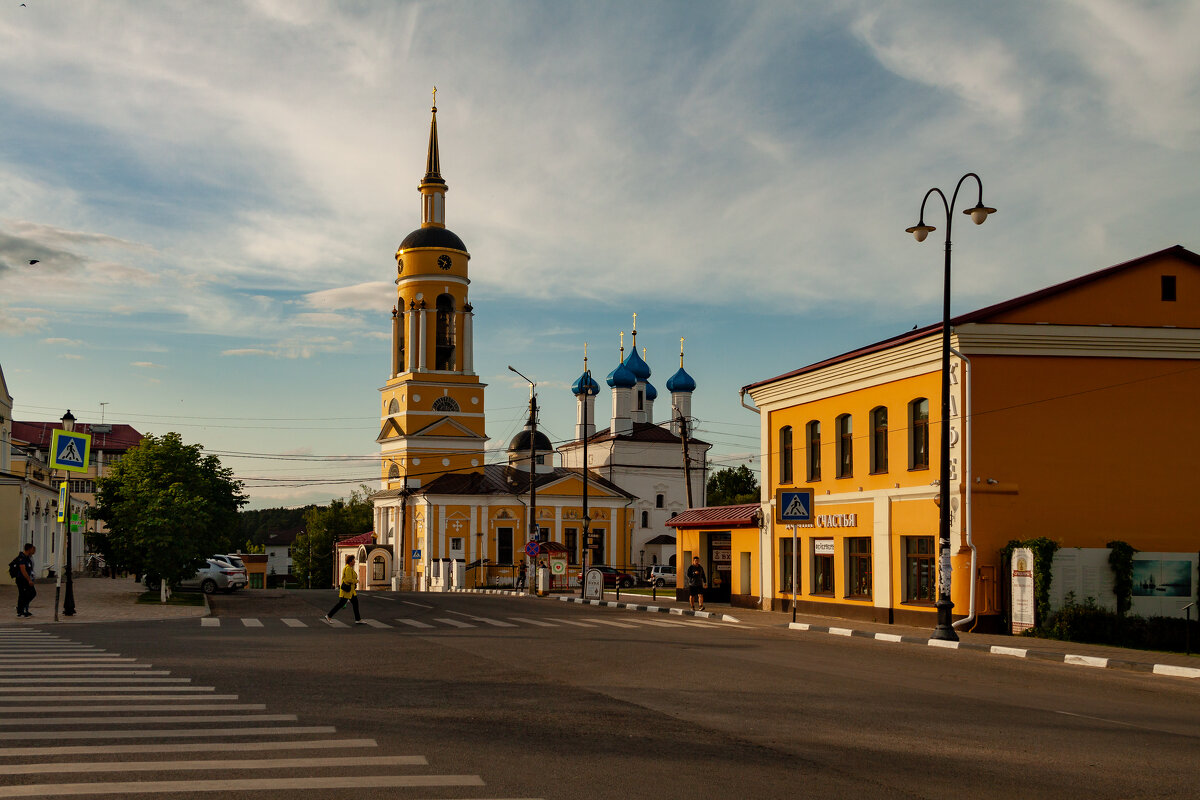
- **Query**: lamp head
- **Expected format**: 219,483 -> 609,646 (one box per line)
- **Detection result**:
60,410 -> 76,431
905,223 -> 935,243
965,202 -> 997,225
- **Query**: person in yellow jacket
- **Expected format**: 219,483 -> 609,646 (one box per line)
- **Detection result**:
323,554 -> 364,625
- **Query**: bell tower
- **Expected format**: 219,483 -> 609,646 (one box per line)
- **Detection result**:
378,92 -> 487,490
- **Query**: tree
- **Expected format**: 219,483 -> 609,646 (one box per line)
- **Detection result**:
291,486 -> 375,589
94,432 -> 247,601
706,465 -> 760,506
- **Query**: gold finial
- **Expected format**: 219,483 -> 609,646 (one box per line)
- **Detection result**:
680,336 -> 685,366
642,347 -> 647,361
631,312 -> 637,344
619,331 -> 625,357
432,85 -> 437,109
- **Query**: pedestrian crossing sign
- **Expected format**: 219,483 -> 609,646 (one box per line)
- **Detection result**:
50,429 -> 91,473
775,489 -> 815,524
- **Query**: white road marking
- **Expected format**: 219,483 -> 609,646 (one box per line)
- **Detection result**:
0,677 -> 188,684
0,754 -> 426,775
0,695 -> 237,702
553,619 -> 597,628
362,619 -> 391,628
0,774 -> 484,796
15,726 -> 336,741
434,618 -> 475,628
469,617 -> 517,627
0,686 -> 215,694
241,618 -> 263,628
875,633 -> 904,643
1064,654 -> 1107,668
990,645 -> 1027,657
0,714 -> 297,726
326,618 -> 349,628
281,618 -> 307,628
0,657 -> 132,662
509,618 -> 558,627
402,600 -> 434,609
0,738 -> 377,758
588,619 -> 638,629
0,704 -> 265,713
1153,664 -> 1200,679
0,663 -> 152,670
0,670 -> 166,677
395,619 -> 434,629
201,618 -> 220,627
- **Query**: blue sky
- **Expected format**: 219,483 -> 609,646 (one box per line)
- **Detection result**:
2,1 -> 1198,508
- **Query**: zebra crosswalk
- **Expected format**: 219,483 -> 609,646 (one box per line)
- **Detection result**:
196,613 -> 729,631
0,627 -> 533,798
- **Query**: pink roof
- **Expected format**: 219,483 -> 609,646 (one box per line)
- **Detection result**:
13,421 -> 144,452
335,532 -> 375,547
666,504 -> 761,529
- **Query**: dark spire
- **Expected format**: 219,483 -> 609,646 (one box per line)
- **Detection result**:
423,87 -> 445,186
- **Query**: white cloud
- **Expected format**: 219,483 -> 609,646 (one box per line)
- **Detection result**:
131,361 -> 165,369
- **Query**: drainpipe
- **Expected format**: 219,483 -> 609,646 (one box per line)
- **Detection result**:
739,389 -> 760,415
950,347 -> 976,631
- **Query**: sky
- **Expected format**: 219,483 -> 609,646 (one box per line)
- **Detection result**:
2,1 -> 1198,509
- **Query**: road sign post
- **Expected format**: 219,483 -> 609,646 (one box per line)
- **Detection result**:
775,490 -> 814,624
50,428 -> 90,619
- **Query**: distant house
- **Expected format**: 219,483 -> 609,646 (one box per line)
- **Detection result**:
263,526 -> 303,578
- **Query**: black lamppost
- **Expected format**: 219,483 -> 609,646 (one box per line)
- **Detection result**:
906,173 -> 995,642
508,366 -> 539,587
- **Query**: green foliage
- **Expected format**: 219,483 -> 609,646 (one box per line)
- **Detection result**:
705,465 -> 760,506
93,432 -> 247,593
289,486 -> 375,589
1106,540 -> 1138,616
1037,595 -> 1200,653
239,505 -> 313,547
1001,537 -> 1060,628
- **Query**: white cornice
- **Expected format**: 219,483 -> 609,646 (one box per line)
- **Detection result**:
955,323 -> 1200,358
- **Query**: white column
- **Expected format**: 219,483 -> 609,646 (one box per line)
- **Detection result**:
462,310 -> 474,374
873,495 -> 892,611
417,307 -> 427,371
406,308 -> 419,373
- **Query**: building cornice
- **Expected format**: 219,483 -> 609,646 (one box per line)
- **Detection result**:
955,323 -> 1200,359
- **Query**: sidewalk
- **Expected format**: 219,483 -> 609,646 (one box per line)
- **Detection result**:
0,575 -> 209,624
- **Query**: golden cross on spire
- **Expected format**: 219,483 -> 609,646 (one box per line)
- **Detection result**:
619,331 -> 625,355
680,336 -> 685,366
583,342 -> 589,367
432,85 -> 437,109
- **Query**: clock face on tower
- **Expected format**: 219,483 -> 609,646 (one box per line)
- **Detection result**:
396,258 -> 403,274
437,254 -> 452,271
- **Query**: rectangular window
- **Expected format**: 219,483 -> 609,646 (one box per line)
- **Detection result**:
778,426 -> 793,484
590,529 -> 605,565
564,528 -> 578,565
904,536 -> 936,603
372,558 -> 385,581
1162,274 -> 1177,302
497,527 -> 513,565
870,407 -> 888,474
846,537 -> 872,598
836,414 -> 853,478
909,399 -> 929,471
450,537 -> 463,552
779,537 -> 797,594
806,421 -> 821,482
811,539 -> 834,595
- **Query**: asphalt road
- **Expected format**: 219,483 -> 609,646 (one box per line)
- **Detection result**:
3,590 -> 1199,799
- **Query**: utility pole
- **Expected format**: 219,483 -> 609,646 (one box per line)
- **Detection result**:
678,407 -> 693,509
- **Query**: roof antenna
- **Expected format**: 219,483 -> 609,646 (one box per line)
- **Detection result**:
99,402 -> 108,424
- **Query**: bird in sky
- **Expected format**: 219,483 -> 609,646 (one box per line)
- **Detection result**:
28,259 -> 39,265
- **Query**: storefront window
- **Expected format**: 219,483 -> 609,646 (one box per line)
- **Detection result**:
779,537 -> 797,593
904,536 -> 936,602
812,539 -> 834,595
847,537 -> 871,598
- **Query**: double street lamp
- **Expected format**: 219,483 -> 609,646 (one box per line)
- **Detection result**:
905,173 -> 995,642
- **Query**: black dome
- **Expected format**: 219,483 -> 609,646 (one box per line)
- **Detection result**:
398,226 -> 468,252
508,429 -> 553,453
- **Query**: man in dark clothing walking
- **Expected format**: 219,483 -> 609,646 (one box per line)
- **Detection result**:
12,543 -> 36,618
686,556 -> 707,612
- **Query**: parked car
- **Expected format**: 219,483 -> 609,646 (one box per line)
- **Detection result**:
210,554 -> 246,569
646,565 -> 676,587
143,559 -> 247,594
578,565 -> 637,588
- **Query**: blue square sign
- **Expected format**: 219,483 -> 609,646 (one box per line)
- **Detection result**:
50,429 -> 91,473
776,489 -> 815,524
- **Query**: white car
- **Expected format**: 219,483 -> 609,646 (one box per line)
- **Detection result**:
144,559 -> 247,594
647,565 -> 676,587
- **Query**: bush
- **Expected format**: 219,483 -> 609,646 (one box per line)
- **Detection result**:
1034,595 -> 1200,653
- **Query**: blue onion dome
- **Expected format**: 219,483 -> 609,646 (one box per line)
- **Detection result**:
572,371 -> 600,396
622,348 -> 651,381
607,361 -> 637,388
666,366 -> 696,393
645,381 -> 658,401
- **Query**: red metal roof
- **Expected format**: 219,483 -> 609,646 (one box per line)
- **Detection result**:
12,421 -> 145,452
742,245 -> 1200,394
665,503 -> 761,529
334,532 -> 375,547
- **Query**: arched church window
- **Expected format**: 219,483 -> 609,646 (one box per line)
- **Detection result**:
388,463 -> 400,479
435,294 -> 456,370
432,396 -> 460,412
388,398 -> 400,415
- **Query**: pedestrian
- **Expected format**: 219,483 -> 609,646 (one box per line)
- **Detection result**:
323,554 -> 364,625
686,555 -> 707,612
515,560 -> 526,590
10,543 -> 36,618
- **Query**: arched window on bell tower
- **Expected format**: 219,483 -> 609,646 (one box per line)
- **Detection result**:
435,293 -> 456,370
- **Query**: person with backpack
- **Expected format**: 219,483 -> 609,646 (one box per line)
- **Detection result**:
10,543 -> 36,618
686,555 -> 707,612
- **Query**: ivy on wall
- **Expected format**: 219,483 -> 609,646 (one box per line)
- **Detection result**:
1002,537 -> 1060,628
1106,540 -> 1137,616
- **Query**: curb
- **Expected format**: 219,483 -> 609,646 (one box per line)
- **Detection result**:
786,621 -> 1200,681
446,588 -> 741,623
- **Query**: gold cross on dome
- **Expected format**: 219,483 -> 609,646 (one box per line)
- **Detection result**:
432,86 -> 437,106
